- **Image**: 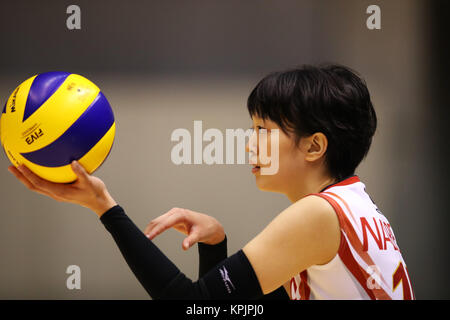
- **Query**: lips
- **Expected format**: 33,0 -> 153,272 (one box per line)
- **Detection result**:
252,165 -> 260,174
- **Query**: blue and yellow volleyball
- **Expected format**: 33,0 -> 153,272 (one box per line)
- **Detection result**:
0,72 -> 115,183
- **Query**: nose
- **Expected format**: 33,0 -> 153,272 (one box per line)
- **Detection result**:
246,129 -> 258,165
246,129 -> 258,153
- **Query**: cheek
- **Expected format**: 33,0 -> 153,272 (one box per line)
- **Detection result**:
277,141 -> 306,177
256,140 -> 304,187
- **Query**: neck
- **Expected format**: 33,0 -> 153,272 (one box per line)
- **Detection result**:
285,171 -> 337,203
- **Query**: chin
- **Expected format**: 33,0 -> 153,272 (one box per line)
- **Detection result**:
255,175 -> 282,193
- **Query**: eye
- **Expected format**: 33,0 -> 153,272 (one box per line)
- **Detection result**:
249,125 -> 269,133
257,125 -> 270,133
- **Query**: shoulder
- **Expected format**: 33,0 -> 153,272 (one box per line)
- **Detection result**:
242,193 -> 342,292
258,194 -> 341,261
285,194 -> 339,226
281,195 -> 341,264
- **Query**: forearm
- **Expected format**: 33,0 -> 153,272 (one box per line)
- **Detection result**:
100,205 -> 264,300
198,237 -> 228,278
197,233 -> 289,300
100,205 -> 182,298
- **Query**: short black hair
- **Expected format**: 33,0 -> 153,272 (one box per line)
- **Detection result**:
247,64 -> 377,180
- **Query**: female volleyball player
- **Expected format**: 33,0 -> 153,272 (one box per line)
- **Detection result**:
8,64 -> 414,299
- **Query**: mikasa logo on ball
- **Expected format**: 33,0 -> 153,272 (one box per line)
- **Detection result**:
10,86 -> 19,113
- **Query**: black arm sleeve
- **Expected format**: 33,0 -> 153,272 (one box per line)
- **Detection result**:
197,236 -> 289,300
100,205 -> 265,300
198,237 -> 228,278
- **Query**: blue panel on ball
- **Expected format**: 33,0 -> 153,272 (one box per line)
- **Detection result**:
2,102 -> 6,113
23,71 -> 70,122
20,92 -> 114,167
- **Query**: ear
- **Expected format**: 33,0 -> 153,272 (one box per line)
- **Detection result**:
303,132 -> 328,162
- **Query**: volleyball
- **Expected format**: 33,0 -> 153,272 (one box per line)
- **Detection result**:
0,72 -> 115,183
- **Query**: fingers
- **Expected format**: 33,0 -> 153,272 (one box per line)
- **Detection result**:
143,207 -> 200,250
71,161 -> 89,182
8,166 -> 36,190
146,208 -> 187,240
144,214 -> 169,236
144,207 -> 181,235
8,166 -> 65,201
183,231 -> 200,250
16,165 -> 57,191
13,164 -> 72,199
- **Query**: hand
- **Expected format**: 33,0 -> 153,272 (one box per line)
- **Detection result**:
144,208 -> 225,251
8,161 -> 117,217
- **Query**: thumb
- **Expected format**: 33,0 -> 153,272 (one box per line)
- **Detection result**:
183,232 -> 200,251
71,161 -> 89,181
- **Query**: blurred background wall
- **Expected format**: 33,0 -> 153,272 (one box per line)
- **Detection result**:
0,0 -> 448,299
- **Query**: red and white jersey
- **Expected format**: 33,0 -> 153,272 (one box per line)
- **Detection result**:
290,176 -> 414,300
